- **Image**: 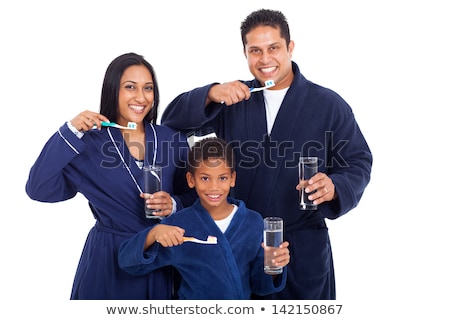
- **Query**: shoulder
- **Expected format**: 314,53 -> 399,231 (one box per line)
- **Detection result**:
163,205 -> 195,224
231,197 -> 263,222
292,61 -> 350,106
148,123 -> 188,142
151,123 -> 181,134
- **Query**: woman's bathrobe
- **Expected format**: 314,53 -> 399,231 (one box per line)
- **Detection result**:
119,198 -> 287,299
25,122 -> 196,299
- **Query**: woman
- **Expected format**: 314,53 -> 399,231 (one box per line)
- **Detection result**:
26,52 -> 195,299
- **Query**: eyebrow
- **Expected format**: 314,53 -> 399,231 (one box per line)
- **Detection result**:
121,80 -> 154,85
247,42 -> 282,49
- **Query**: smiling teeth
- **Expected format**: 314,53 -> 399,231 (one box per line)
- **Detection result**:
261,67 -> 276,73
208,195 -> 220,199
130,105 -> 144,110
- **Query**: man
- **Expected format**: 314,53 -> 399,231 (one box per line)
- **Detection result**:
161,8 -> 372,299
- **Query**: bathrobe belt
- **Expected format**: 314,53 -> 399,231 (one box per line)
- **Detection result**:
94,221 -> 138,238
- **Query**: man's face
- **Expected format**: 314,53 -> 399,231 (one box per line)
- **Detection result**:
244,25 -> 295,90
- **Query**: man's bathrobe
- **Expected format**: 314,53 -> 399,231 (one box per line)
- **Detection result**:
119,198 -> 287,299
161,61 -> 372,299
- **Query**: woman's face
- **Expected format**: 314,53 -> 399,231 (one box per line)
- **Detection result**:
116,64 -> 154,126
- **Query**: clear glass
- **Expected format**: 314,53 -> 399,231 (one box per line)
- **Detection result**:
143,165 -> 162,219
299,157 -> 318,210
263,217 -> 283,275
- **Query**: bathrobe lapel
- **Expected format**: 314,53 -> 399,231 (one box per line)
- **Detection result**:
194,202 -> 245,298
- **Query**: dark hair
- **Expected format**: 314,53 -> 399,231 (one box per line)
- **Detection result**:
188,137 -> 235,174
99,52 -> 160,124
240,9 -> 291,48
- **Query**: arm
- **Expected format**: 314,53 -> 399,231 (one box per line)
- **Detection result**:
294,89 -> 372,219
161,81 -> 251,130
145,224 -> 185,249
26,123 -> 86,202
251,241 -> 289,295
321,106 -> 372,218
26,111 -> 109,202
118,224 -> 184,276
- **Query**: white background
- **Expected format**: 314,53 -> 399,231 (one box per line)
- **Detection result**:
1,0 -> 448,318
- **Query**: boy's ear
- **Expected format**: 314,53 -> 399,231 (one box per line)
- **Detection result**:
186,172 -> 195,188
230,171 -> 236,187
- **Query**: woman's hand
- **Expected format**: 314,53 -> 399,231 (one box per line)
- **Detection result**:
69,110 -> 109,132
141,191 -> 174,217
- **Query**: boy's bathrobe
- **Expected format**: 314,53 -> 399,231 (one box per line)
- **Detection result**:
26,122 -> 196,299
161,61 -> 372,299
119,198 -> 287,299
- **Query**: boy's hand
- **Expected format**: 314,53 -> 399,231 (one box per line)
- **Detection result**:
270,241 -> 290,268
146,224 -> 185,248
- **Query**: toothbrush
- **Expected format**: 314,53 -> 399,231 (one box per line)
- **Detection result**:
183,236 -> 218,245
249,79 -> 275,92
94,121 -> 137,130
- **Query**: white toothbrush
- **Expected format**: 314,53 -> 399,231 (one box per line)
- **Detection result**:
250,79 -> 275,92
94,121 -> 137,130
183,236 -> 218,245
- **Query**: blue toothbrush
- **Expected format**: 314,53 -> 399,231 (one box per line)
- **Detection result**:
250,79 -> 275,92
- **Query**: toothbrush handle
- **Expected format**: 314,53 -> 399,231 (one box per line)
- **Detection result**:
100,121 -> 116,127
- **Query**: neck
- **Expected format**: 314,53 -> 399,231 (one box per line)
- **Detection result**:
122,127 -> 146,161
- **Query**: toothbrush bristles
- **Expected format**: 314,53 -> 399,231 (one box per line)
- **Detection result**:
127,122 -> 137,130
207,236 -> 218,244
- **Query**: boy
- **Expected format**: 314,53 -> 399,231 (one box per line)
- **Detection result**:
119,137 -> 290,299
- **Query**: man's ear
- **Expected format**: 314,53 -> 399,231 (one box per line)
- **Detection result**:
288,40 -> 295,54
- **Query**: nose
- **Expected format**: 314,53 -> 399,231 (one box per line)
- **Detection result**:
260,51 -> 272,64
208,179 -> 220,190
134,88 -> 146,103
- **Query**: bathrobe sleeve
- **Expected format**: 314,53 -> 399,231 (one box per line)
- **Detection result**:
26,123 -> 88,202
118,226 -> 176,276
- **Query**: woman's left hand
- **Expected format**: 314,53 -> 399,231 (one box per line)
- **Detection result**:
140,191 -> 174,217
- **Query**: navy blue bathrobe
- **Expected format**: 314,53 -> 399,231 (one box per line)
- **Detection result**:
161,61 -> 373,299
119,197 -> 287,299
26,122 -> 196,299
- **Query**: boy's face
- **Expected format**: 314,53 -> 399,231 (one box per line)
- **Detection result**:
186,158 -> 236,212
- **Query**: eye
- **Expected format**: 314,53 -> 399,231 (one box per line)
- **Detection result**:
219,176 -> 228,181
268,45 -> 279,52
200,176 -> 209,182
124,84 -> 136,90
144,85 -> 154,92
